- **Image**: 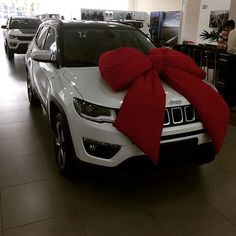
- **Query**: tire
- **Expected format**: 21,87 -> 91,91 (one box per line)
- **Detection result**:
5,44 -> 14,60
53,112 -> 76,176
27,72 -> 41,106
4,43 -> 7,53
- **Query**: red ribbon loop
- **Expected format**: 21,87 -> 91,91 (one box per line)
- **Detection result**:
99,47 -> 229,164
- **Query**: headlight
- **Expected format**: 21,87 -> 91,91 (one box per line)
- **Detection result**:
9,35 -> 17,40
73,98 -> 116,123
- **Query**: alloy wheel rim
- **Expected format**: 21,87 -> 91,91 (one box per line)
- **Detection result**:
55,121 -> 66,169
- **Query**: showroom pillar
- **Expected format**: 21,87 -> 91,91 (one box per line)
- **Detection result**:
128,0 -> 137,10
229,0 -> 236,19
180,0 -> 201,44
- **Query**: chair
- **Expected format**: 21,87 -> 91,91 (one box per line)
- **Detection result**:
173,44 -> 204,67
224,54 -> 236,107
201,45 -> 229,86
173,44 -> 229,87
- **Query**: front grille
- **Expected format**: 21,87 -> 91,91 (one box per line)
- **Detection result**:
17,36 -> 34,41
115,105 -> 200,127
164,105 -> 200,127
16,44 -> 29,53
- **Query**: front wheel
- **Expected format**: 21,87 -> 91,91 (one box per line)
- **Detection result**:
53,112 -> 76,176
5,44 -> 14,60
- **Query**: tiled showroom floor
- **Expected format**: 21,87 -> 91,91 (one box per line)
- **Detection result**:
0,36 -> 236,236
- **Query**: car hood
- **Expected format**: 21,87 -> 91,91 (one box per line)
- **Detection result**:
9,29 -> 36,36
63,67 -> 190,109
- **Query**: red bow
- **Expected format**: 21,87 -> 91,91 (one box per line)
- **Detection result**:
99,47 -> 229,164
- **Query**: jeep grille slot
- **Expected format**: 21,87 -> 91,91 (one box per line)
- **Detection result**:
163,105 -> 200,127
184,105 -> 195,122
171,107 -> 183,124
116,105 -> 200,127
164,109 -> 170,126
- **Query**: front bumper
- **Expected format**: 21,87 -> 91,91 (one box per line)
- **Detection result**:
7,39 -> 30,54
67,104 -> 213,167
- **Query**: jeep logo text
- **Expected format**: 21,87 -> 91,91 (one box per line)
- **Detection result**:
169,100 -> 182,106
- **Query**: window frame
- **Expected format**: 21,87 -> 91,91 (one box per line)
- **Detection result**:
36,26 -> 49,49
43,27 -> 56,51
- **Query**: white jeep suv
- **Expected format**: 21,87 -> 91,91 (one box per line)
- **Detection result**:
25,20 -> 215,175
1,16 -> 41,60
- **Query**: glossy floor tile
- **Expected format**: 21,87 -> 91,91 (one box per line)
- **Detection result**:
78,203 -> 168,236
231,217 -> 236,225
192,172 -> 236,218
0,202 -> 2,235
0,36 -> 236,236
190,221 -> 236,236
145,191 -> 226,236
3,213 -> 86,236
1,178 -> 74,229
0,152 -> 58,188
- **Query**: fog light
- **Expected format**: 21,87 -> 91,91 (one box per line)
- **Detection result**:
83,138 -> 121,159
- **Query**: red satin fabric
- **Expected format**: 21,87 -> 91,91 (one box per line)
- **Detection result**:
99,47 -> 229,164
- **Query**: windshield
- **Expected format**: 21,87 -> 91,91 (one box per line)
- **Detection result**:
62,27 -> 155,67
9,19 -> 41,29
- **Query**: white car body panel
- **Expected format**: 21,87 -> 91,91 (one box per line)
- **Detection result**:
63,67 -> 190,109
5,29 -> 36,50
46,66 -> 210,167
3,17 -> 40,56
25,20 -> 215,168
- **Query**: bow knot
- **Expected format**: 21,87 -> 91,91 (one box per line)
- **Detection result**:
99,47 -> 229,164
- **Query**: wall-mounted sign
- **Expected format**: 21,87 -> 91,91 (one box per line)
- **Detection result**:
202,5 -> 208,9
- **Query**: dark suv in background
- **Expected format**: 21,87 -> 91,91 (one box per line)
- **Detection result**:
1,16 -> 41,60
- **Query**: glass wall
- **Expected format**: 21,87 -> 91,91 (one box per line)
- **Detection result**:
0,0 -> 39,24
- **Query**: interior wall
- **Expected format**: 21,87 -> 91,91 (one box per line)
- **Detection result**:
131,0 -> 182,11
38,0 -> 130,19
196,0 -> 231,44
128,0 -> 137,10
229,0 -> 236,20
130,0 -> 233,45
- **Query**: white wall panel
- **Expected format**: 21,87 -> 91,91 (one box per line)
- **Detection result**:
181,0 -> 201,43
131,0 -> 182,11
229,0 -> 236,20
39,0 -> 129,19
196,0 -> 231,44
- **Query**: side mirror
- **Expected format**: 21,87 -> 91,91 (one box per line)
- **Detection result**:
32,50 -> 56,63
1,25 -> 7,29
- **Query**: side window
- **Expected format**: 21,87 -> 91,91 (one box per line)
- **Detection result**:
34,27 -> 42,41
36,26 -> 49,49
43,27 -> 56,50
43,27 -> 57,60
6,19 -> 9,28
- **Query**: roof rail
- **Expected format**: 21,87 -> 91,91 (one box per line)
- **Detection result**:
43,18 -> 63,25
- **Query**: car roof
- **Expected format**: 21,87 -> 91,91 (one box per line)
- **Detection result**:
41,19 -> 135,30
